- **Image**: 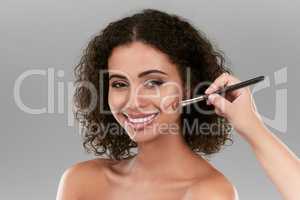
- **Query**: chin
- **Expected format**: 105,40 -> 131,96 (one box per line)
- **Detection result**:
124,123 -> 160,142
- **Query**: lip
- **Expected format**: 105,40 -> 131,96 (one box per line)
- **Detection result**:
122,111 -> 159,131
123,111 -> 158,119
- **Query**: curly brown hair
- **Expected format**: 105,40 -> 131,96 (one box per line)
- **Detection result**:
73,9 -> 233,161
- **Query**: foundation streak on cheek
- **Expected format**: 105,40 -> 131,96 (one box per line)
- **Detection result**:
160,86 -> 182,114
164,96 -> 180,112
171,98 -> 180,111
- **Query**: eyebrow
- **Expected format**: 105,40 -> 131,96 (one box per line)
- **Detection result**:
109,69 -> 167,80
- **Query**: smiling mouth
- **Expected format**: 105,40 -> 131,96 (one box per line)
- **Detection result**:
122,112 -> 159,131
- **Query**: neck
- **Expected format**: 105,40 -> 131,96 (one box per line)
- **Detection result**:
126,131 -> 207,180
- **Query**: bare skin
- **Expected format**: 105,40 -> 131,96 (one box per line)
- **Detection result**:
57,41 -> 300,199
205,73 -> 300,200
56,41 -> 238,200
56,155 -> 236,200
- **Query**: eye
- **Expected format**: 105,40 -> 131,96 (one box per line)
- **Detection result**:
144,79 -> 165,89
111,81 -> 128,88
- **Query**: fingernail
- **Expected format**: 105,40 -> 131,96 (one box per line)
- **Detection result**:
208,94 -> 217,102
206,99 -> 211,105
205,88 -> 211,94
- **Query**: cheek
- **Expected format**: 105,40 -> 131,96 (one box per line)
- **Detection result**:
159,83 -> 183,111
108,90 -> 128,113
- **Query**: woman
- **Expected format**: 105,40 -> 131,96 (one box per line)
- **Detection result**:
56,9 -> 300,200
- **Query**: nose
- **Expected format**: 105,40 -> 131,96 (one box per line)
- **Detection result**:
125,85 -> 151,112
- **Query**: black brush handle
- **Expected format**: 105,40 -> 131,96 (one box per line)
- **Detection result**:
180,75 -> 265,106
214,75 -> 265,95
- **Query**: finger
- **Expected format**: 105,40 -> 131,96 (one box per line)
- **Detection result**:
205,73 -> 241,96
205,73 -> 227,94
207,93 -> 233,118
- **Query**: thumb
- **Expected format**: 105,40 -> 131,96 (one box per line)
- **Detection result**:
207,93 -> 233,118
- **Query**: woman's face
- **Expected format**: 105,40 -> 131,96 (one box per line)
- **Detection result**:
108,41 -> 184,142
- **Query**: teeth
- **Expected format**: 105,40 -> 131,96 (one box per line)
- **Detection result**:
125,113 -> 158,124
129,115 -> 152,123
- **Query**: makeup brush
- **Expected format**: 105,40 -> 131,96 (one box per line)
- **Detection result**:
180,75 -> 265,107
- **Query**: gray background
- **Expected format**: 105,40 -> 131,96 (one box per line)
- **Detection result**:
1,0 -> 299,199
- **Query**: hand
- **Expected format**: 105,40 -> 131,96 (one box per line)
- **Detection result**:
205,73 -> 264,139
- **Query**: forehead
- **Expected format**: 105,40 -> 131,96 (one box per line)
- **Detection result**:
108,41 -> 178,75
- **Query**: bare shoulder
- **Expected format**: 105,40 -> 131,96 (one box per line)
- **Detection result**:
185,171 -> 239,200
56,158 -> 113,200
